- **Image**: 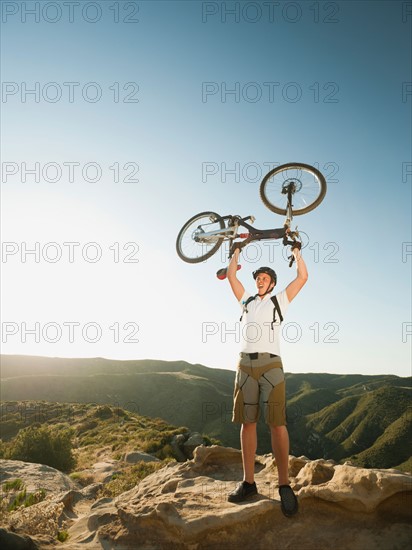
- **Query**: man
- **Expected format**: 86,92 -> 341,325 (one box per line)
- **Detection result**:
226,245 -> 307,517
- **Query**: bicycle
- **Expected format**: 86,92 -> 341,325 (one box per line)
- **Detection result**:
176,162 -> 327,276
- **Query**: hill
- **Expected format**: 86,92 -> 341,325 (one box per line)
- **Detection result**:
1,355 -> 411,470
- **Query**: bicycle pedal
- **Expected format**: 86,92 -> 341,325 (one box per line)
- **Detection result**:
216,265 -> 242,280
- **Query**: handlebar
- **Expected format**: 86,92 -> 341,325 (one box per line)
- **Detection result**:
228,227 -> 302,267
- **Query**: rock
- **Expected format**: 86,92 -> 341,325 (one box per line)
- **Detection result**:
58,489 -> 83,509
193,445 -> 243,467
299,463 -> 412,515
288,455 -> 309,477
3,448 -> 412,549
294,459 -> 335,487
89,460 -> 120,483
0,459 -> 77,495
170,434 -> 187,462
79,482 -> 103,500
91,497 -> 114,510
182,432 -> 205,458
123,451 -> 160,464
0,529 -> 39,550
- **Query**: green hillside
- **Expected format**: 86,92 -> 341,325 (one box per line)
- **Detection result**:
1,355 -> 411,470
350,410 -> 412,469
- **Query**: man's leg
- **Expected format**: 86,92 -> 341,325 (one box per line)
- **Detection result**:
270,424 -> 290,486
259,365 -> 290,485
241,422 -> 257,483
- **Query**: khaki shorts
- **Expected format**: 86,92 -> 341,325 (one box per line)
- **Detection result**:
232,352 -> 286,426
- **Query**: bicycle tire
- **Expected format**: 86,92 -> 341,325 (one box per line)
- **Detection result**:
260,162 -> 327,216
176,211 -> 225,263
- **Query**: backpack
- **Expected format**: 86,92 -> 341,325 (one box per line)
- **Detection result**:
240,294 -> 283,330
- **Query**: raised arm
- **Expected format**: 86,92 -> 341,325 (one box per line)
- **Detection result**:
286,246 -> 308,302
227,248 -> 245,301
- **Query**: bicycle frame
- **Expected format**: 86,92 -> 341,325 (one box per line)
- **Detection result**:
195,214 -> 298,260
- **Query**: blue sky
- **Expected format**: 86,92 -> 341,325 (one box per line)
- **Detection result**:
1,0 -> 411,377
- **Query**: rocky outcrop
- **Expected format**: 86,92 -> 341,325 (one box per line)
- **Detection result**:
171,431 -> 210,461
2,447 -> 412,549
0,460 -> 77,495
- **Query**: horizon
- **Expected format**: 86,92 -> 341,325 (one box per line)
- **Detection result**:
1,352 -> 411,380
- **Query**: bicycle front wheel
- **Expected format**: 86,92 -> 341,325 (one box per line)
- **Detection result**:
176,211 -> 225,263
260,163 -> 327,215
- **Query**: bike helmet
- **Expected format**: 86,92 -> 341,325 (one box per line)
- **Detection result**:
253,267 -> 277,285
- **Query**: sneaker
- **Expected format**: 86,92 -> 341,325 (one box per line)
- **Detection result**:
278,485 -> 298,517
228,481 -> 258,503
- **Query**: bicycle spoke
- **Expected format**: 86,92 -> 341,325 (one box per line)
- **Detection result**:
260,163 -> 326,215
177,213 -> 225,263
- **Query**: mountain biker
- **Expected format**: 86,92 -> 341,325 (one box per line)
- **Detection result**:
226,245 -> 307,517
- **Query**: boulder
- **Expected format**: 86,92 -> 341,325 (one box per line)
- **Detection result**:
0,529 -> 39,550
299,463 -> 412,515
0,459 -> 77,495
170,434 -> 187,462
182,432 -> 206,458
123,451 -> 160,464
294,458 -> 335,487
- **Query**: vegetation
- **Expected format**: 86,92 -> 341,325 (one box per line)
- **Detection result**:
0,402 -> 192,475
0,355 -> 411,470
4,424 -> 75,472
98,460 -> 166,498
1,479 -> 47,513
57,530 -> 69,542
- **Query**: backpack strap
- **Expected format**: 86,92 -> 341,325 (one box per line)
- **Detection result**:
239,294 -> 258,322
270,295 -> 283,328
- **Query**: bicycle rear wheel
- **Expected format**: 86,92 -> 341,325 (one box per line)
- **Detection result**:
176,211 -> 225,263
260,163 -> 327,215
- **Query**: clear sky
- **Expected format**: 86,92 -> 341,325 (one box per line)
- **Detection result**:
1,0 -> 411,377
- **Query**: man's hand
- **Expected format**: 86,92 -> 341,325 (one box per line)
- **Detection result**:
291,241 -> 302,261
230,242 -> 243,257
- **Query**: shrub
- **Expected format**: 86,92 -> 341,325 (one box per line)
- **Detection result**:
8,425 -> 75,472
57,530 -> 69,542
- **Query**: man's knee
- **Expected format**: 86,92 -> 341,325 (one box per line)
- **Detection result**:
270,424 -> 287,435
242,422 -> 257,430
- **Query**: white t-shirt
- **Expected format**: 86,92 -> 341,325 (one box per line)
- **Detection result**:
238,289 -> 290,356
